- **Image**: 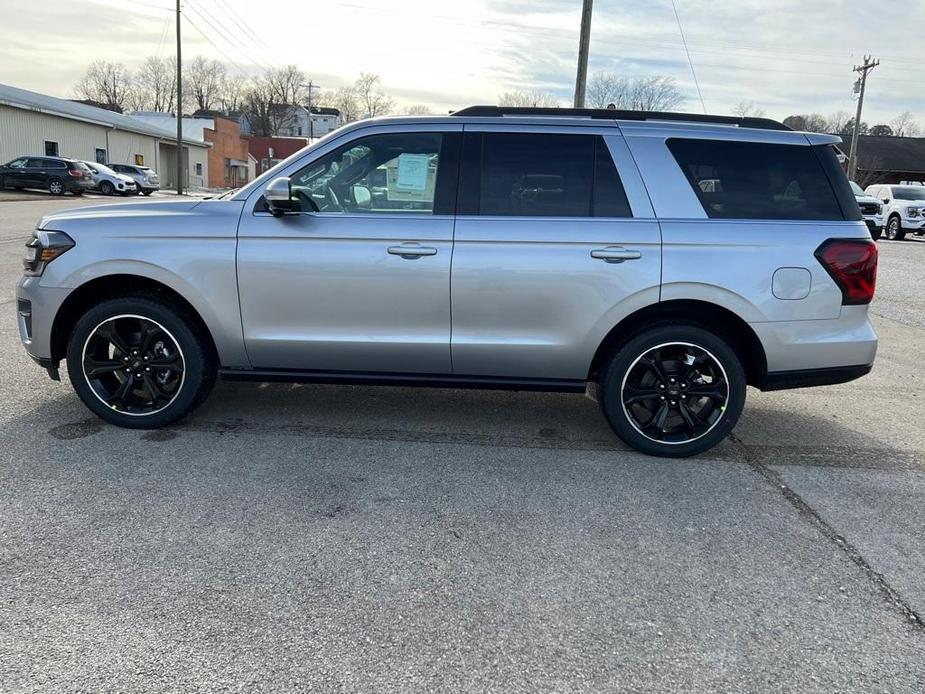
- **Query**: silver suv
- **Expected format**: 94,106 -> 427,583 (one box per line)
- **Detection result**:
16,107 -> 878,457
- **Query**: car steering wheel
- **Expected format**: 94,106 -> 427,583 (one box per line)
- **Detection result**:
325,182 -> 343,212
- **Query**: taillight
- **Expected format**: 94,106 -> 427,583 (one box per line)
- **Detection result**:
68,169 -> 83,177
815,238 -> 878,305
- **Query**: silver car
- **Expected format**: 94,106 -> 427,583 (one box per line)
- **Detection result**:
16,107 -> 878,457
82,162 -> 138,196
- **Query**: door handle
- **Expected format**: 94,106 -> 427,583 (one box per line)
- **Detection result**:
388,243 -> 438,258
590,247 -> 642,263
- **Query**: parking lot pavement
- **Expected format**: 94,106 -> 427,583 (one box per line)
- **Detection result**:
2,197 -> 924,691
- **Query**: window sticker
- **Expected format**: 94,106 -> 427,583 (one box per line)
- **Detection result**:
395,153 -> 429,191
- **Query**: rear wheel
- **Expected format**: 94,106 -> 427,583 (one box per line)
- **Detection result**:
66,296 -> 216,429
48,178 -> 64,196
886,216 -> 906,241
600,325 -> 746,458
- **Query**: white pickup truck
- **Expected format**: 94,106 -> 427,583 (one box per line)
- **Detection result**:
865,183 -> 925,241
850,181 -> 883,240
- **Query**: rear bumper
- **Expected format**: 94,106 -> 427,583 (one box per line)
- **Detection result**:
758,363 -> 872,391
750,306 -> 878,380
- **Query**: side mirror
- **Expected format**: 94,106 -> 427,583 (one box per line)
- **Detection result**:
264,176 -> 297,216
882,198 -> 890,204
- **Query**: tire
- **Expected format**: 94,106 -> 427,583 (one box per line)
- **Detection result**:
599,324 -> 747,458
142,189 -> 153,196
48,178 -> 64,196
870,226 -> 882,241
65,296 -> 216,429
72,190 -> 84,197
100,181 -> 114,195
886,216 -> 906,241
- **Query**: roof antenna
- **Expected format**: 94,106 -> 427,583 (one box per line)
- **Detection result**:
670,0 -> 707,114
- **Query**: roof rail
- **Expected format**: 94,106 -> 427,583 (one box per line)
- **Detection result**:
450,105 -> 792,132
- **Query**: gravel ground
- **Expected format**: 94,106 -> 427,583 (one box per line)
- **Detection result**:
1,196 -> 924,692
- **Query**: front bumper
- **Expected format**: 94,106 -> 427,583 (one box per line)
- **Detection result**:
16,276 -> 70,370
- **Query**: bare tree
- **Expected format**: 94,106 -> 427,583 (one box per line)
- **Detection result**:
134,56 -> 176,112
586,72 -> 627,108
266,64 -> 306,106
498,89 -> 560,108
582,73 -> 683,111
732,100 -> 766,118
868,124 -> 893,136
782,115 -> 807,130
826,110 -> 851,134
805,113 -> 830,132
320,86 -> 361,124
221,74 -> 248,113
74,60 -> 133,112
355,73 -> 394,118
404,104 -> 432,115
890,111 -> 920,137
188,56 -> 226,112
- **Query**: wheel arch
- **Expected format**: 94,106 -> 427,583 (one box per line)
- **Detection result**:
50,274 -> 219,365
588,299 -> 768,387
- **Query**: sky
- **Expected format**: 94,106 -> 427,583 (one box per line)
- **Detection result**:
0,0 -> 923,125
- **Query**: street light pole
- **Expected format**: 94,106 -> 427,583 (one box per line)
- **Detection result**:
175,0 -> 183,195
573,0 -> 593,107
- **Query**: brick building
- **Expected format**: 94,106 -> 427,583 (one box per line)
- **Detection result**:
202,115 -> 250,188
245,136 -> 309,175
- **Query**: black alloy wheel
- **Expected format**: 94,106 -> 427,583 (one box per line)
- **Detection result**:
81,315 -> 185,416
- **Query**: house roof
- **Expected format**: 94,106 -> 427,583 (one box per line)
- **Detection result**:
846,134 -> 925,173
0,82 -> 208,147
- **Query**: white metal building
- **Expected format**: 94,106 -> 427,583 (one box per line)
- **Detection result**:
0,83 -> 209,189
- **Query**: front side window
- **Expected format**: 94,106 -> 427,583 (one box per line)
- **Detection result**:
472,133 -> 631,217
668,138 -> 847,220
6,158 -> 27,169
288,132 -> 448,214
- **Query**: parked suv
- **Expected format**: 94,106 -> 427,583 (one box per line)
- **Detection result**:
865,183 -> 925,241
110,163 -> 160,195
16,107 -> 878,457
82,162 -> 138,196
0,156 -> 93,195
849,181 -> 883,240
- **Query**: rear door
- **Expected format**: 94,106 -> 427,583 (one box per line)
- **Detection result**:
450,126 -> 661,379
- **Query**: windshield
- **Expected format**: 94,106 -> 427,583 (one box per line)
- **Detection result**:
892,186 -> 925,201
90,162 -> 118,176
849,181 -> 864,196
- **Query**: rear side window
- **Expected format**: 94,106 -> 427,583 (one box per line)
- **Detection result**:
465,133 -> 631,217
668,138 -> 851,221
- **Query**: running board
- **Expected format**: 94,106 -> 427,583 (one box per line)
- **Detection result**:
219,368 -> 587,393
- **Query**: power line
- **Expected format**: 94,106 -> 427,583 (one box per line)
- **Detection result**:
185,0 -> 272,72
209,0 -> 280,64
670,0 -> 706,113
181,11 -> 248,75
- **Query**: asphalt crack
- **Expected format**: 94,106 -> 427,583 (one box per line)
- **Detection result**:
729,432 -> 924,632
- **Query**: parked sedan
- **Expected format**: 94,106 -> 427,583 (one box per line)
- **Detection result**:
82,162 -> 137,196
0,156 -> 93,195
110,164 -> 160,195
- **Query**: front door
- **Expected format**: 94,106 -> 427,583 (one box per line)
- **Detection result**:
22,158 -> 47,189
237,127 -> 461,374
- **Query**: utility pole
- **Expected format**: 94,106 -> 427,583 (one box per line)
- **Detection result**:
175,0 -> 183,196
573,0 -> 593,107
302,80 -> 320,139
848,55 -> 879,182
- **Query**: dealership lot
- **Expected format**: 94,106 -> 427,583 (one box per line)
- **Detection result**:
1,195 -> 924,690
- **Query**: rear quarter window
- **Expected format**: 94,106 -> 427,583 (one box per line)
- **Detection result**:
667,138 -> 855,221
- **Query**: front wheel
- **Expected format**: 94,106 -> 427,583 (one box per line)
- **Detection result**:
600,325 -> 747,458
100,181 -> 114,195
886,216 -> 906,241
66,296 -> 216,429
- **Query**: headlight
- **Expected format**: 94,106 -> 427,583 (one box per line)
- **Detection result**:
906,206 -> 920,217
23,230 -> 75,277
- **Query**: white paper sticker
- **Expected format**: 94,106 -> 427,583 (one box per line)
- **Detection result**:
396,153 -> 429,191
